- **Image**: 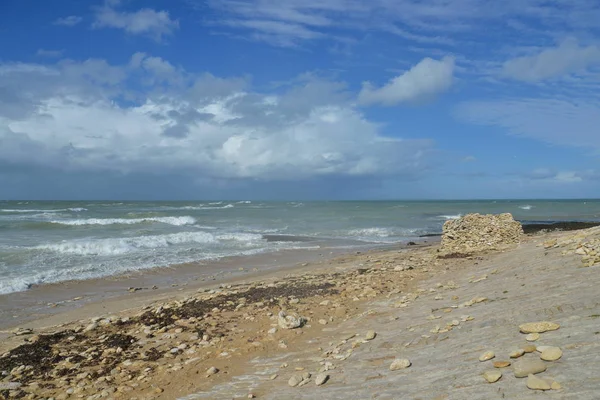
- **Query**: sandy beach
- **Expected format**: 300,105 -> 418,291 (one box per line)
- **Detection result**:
1,216 -> 600,399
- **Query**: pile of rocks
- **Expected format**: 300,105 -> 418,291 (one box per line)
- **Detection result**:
542,226 -> 600,267
439,213 -> 523,257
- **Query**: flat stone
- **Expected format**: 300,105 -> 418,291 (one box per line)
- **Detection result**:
527,374 -> 551,390
540,346 -> 563,361
479,351 -> 495,362
525,333 -> 540,341
483,370 -> 502,383
315,373 -> 329,386
0,382 -> 21,390
288,375 -> 303,387
509,349 -> 525,358
513,359 -> 547,378
519,321 -> 560,334
551,381 -> 562,390
535,345 -> 551,353
389,358 -> 412,370
206,367 -> 219,376
493,361 -> 511,368
522,345 -> 537,353
365,330 -> 377,340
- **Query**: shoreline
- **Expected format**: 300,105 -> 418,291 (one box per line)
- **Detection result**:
2,223 -> 600,399
0,239 -> 435,331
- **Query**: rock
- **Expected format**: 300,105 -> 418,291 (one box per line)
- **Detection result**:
551,381 -> 562,390
315,373 -> 329,386
278,311 -> 306,329
365,330 -> 377,340
526,374 -> 551,390
522,345 -> 537,353
0,382 -> 21,390
513,359 -> 547,378
493,361 -> 511,368
83,323 -> 98,333
509,349 -> 525,358
479,351 -> 495,362
319,319 -> 328,325
206,367 -> 219,376
525,333 -> 540,342
12,328 -> 33,336
519,321 -> 560,334
270,374 -> 278,380
439,213 -> 523,256
389,358 -> 411,370
540,346 -> 562,361
248,394 -> 256,399
483,370 -> 502,383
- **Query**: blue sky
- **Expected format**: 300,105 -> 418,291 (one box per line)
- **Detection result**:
1,0 -> 600,200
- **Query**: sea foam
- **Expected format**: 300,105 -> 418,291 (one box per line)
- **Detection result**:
37,231 -> 218,256
50,216 -> 197,226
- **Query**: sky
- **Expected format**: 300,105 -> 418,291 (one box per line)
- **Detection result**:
1,0 -> 600,200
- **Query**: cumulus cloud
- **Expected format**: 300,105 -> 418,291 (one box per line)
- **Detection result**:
0,55 -> 435,184
358,57 -> 454,106
93,1 -> 179,41
53,16 -> 82,26
502,38 -> 600,82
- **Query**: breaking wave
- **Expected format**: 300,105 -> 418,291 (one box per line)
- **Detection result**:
49,216 -> 197,226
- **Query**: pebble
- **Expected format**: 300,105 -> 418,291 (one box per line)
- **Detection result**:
525,333 -> 540,342
540,346 -> 563,361
389,358 -> 411,370
483,370 -> 502,383
493,361 -> 511,368
513,359 -> 547,378
83,323 -> 98,333
269,374 -> 278,380
315,373 -> 329,386
551,381 -> 562,390
509,349 -> 525,359
519,321 -> 560,334
365,330 -> 377,340
479,351 -> 495,362
319,319 -> 328,325
206,367 -> 219,376
522,345 -> 537,353
0,382 -> 21,390
526,374 -> 551,390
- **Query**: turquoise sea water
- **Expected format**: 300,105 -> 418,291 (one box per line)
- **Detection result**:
1,199 -> 599,294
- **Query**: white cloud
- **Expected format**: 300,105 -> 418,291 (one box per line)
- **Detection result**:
502,38 -> 600,82
0,56 -> 435,182
93,1 -> 179,41
204,0 -> 600,48
455,97 -> 600,151
358,57 -> 454,106
36,49 -> 64,58
53,16 -> 82,26
524,168 -> 583,184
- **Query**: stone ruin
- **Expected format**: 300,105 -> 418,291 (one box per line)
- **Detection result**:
438,213 -> 524,257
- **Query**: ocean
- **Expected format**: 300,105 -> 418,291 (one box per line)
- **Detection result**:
1,199 -> 600,295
